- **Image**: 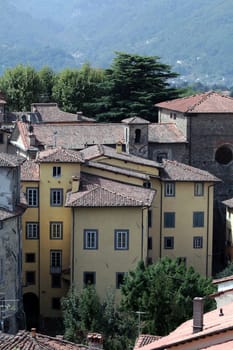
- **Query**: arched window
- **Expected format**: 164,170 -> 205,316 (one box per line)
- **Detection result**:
135,129 -> 141,143
215,145 -> 233,165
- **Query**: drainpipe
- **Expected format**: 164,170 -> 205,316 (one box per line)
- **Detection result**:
159,182 -> 163,258
206,184 -> 214,277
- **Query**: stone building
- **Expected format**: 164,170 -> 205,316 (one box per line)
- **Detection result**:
0,153 -> 26,333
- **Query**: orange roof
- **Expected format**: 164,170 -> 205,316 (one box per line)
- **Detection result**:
155,91 -> 233,114
139,302 -> 233,350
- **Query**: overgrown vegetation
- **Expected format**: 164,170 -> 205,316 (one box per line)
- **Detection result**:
62,258 -> 216,349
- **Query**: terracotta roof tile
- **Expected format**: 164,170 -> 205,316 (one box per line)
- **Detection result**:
155,91 -> 233,114
65,173 -> 156,207
139,302 -> 233,350
222,197 -> 233,208
80,145 -> 162,168
0,152 -> 24,167
134,335 -> 161,349
122,116 -> 150,124
36,147 -> 83,163
161,159 -> 221,182
0,330 -> 87,349
21,160 -> 40,181
149,123 -> 186,143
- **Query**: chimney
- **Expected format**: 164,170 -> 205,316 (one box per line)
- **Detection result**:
72,175 -> 80,192
116,140 -> 123,153
193,297 -> 204,333
77,111 -> 83,121
31,328 -> 36,338
87,333 -> 103,349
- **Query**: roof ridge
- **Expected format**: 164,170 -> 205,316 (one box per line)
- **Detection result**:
187,91 -> 212,112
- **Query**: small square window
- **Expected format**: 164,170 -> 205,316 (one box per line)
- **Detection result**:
164,212 -> 175,228
164,236 -> 174,249
165,183 -> 175,197
26,188 -> 38,207
157,152 -> 167,163
26,271 -> 35,285
194,183 -> 204,196
115,230 -> 129,250
53,166 -> 61,177
52,297 -> 61,310
84,230 -> 98,249
116,272 -> 125,289
193,236 -> 203,249
50,222 -> 63,239
50,189 -> 63,206
51,274 -> 61,288
26,222 -> 39,239
25,253 -> 36,263
193,212 -> 204,227
83,272 -> 96,286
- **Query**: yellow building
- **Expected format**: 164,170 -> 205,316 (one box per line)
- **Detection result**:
21,144 -> 220,327
223,198 -> 233,261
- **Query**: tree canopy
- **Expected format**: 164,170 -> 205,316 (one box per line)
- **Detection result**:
121,257 -> 216,336
85,52 -> 182,122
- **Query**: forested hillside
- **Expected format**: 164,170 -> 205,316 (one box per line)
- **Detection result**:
1,0 -> 233,85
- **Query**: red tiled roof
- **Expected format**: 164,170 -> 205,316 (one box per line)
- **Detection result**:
0,330 -> 87,349
139,302 -> 233,350
0,152 -> 24,167
36,147 -> 83,163
122,116 -> 150,124
80,145 -> 162,168
134,335 -> 161,349
149,123 -> 186,143
21,160 -> 40,181
161,159 -> 221,182
155,91 -> 233,114
65,173 -> 156,208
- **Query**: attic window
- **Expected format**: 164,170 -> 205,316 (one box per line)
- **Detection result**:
135,129 -> 141,143
215,145 -> 232,165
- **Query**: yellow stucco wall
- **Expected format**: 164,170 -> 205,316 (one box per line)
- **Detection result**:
72,207 -> 148,301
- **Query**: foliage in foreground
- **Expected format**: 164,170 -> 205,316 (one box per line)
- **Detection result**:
215,261 -> 233,279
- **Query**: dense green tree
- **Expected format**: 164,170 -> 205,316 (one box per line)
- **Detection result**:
85,52 -> 182,122
0,64 -> 41,111
215,261 -> 233,278
121,257 -> 216,336
52,64 -> 104,114
38,66 -> 56,102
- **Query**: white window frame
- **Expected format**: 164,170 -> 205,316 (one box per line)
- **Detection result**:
50,189 -> 63,206
115,230 -> 129,250
26,222 -> 39,239
194,182 -> 204,196
50,222 -> 63,239
50,250 -> 62,274
165,182 -> 175,197
84,230 -> 98,249
193,236 -> 203,249
26,188 -> 38,207
52,166 -> 61,177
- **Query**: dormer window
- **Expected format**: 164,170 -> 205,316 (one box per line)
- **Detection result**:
135,129 -> 141,143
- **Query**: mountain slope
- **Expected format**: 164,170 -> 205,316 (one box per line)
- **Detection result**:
2,0 -> 233,85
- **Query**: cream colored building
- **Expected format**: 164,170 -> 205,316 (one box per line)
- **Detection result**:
222,198 -> 233,261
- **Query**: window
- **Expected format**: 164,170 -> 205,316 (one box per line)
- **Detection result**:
52,297 -> 61,310
135,129 -> 141,143
193,236 -> 203,249
157,152 -> 167,163
25,253 -> 36,263
53,166 -> 61,177
50,250 -> 62,274
164,237 -> 174,249
50,222 -> 63,239
0,258 -> 4,283
164,212 -> 175,228
148,237 -> 152,250
165,182 -> 175,197
26,188 -> 38,207
84,230 -> 98,249
148,210 -> 152,228
51,274 -> 61,288
193,212 -> 204,227
194,183 -> 204,196
115,230 -> 129,250
26,271 -> 35,285
215,145 -> 233,165
143,181 -> 151,188
116,272 -> 125,289
83,272 -> 96,285
26,222 -> 39,239
50,189 -> 63,206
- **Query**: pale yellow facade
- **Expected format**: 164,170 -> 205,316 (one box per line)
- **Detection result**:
21,146 -> 216,325
225,204 -> 233,260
